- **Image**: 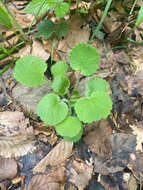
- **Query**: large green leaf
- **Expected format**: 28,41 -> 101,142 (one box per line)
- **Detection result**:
74,91 -> 112,123
56,116 -> 83,142
55,2 -> 69,18
24,0 -> 63,15
51,61 -> 68,76
0,6 -> 12,28
37,93 -> 68,125
69,43 -> 100,76
14,56 -> 47,86
35,19 -> 55,39
86,78 -> 109,96
52,76 -> 70,96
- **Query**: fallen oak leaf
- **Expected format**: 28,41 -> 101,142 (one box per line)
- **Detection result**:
33,140 -> 73,174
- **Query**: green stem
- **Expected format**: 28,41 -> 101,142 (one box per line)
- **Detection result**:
89,0 -> 113,43
0,62 -> 13,75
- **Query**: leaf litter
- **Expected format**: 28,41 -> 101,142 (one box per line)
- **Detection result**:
1,0 -> 143,189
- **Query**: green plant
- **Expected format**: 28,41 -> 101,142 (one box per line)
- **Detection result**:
24,0 -> 70,18
13,42 -> 113,142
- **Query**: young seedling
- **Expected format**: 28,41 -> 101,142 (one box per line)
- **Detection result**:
14,42 -> 113,142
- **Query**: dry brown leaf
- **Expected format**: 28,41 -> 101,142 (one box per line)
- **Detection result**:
0,111 -> 33,136
57,14 -> 90,52
16,39 -> 50,61
130,124 -> 143,151
27,175 -> 60,190
43,39 -> 60,62
68,160 -> 93,190
84,119 -> 112,158
0,157 -> 17,179
47,166 -> 66,184
7,1 -> 35,29
0,135 -> 36,158
33,140 -> 73,174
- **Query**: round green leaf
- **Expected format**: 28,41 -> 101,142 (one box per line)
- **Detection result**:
51,61 -> 68,76
69,43 -> 100,76
74,91 -> 113,123
86,78 -> 109,96
37,93 -> 68,125
63,126 -> 83,142
55,2 -> 69,18
14,56 -> 47,86
52,76 -> 70,96
56,116 -> 83,141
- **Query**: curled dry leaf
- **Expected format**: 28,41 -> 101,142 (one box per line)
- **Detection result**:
0,157 -> 17,180
27,175 -> 60,190
0,135 -> 36,158
0,111 -> 33,136
84,119 -> 112,158
33,140 -> 73,174
68,160 -> 93,190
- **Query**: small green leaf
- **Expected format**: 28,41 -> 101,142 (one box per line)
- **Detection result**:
14,56 -> 47,86
55,2 -> 69,18
52,76 -> 70,95
136,5 -> 143,27
0,6 -> 12,28
56,116 -> 83,142
24,0 -> 63,15
69,43 -> 100,76
51,61 -> 68,76
37,93 -> 68,125
56,21 -> 68,39
86,78 -> 109,96
75,91 -> 112,123
35,19 -> 55,39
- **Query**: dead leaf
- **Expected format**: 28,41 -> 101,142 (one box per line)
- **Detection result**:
0,111 -> 33,136
130,152 -> 143,182
7,1 -> 35,29
114,51 -> 130,65
93,133 -> 136,175
0,135 -> 36,158
57,14 -> 90,52
16,39 -> 50,61
27,175 -> 60,190
124,71 -> 143,96
33,140 -> 73,174
68,160 -> 93,190
0,157 -> 17,179
43,39 -> 60,62
130,124 -> 143,151
48,166 -> 66,184
84,119 -> 112,158
99,175 -> 120,190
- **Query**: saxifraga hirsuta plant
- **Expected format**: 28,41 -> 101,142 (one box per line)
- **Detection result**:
13,42 -> 113,142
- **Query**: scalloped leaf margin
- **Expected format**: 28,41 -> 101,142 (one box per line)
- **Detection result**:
14,56 -> 47,86
69,43 -> 100,76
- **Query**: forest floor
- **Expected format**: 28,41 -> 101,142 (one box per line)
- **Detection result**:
0,0 -> 143,190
